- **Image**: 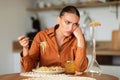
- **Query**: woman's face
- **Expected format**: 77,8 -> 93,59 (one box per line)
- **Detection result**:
58,13 -> 80,36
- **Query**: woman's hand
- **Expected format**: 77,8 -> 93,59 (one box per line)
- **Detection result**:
18,35 -> 29,57
73,26 -> 85,48
73,26 -> 83,40
18,35 -> 29,48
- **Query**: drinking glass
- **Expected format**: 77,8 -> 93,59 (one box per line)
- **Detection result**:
65,60 -> 75,74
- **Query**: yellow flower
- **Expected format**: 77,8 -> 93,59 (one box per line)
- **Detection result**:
89,22 -> 101,27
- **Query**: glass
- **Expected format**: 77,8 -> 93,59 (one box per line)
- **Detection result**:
65,60 -> 75,74
86,26 -> 102,76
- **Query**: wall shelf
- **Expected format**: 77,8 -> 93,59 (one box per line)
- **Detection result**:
27,1 -> 120,12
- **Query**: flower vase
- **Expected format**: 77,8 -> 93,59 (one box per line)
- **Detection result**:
87,27 -> 102,76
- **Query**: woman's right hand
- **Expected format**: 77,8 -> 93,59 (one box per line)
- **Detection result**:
18,35 -> 29,48
18,35 -> 30,57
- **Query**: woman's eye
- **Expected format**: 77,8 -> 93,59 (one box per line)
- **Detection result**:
73,23 -> 79,27
65,21 -> 70,25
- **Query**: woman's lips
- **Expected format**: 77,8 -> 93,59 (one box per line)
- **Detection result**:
66,31 -> 72,35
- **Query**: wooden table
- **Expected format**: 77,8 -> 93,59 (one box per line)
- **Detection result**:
81,73 -> 119,80
0,72 -> 119,80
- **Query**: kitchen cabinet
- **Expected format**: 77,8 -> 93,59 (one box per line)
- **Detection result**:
27,1 -> 120,12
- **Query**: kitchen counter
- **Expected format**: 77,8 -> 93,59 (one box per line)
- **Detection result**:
87,49 -> 120,56
86,41 -> 120,56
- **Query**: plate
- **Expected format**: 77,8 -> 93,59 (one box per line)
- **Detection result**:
32,69 -> 64,74
32,66 -> 65,74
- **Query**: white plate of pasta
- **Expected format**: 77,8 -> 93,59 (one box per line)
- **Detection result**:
32,66 -> 65,74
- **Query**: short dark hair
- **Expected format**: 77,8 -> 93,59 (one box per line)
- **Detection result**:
59,5 -> 80,18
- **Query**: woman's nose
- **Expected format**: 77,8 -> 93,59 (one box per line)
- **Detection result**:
68,24 -> 73,31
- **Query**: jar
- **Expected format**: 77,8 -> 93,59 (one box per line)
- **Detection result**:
65,60 -> 75,74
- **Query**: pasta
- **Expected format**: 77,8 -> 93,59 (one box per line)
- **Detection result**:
36,66 -> 64,71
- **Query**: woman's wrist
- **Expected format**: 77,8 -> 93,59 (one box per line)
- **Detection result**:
77,38 -> 84,48
23,47 -> 29,57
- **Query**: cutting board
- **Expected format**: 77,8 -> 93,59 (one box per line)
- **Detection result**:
112,30 -> 120,50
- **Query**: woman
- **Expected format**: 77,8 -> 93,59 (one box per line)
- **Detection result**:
18,5 -> 88,73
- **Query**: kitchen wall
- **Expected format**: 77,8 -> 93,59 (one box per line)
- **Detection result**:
0,0 -> 120,76
0,0 -> 32,74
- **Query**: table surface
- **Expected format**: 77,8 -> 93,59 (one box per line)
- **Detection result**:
0,72 -> 119,80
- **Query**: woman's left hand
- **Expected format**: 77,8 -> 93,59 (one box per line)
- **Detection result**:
73,26 -> 85,48
73,26 -> 83,40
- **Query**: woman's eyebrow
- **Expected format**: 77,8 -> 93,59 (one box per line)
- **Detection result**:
64,18 -> 78,24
